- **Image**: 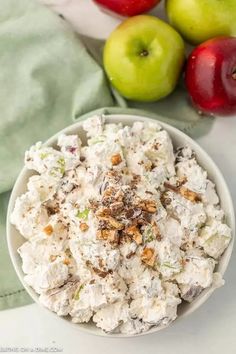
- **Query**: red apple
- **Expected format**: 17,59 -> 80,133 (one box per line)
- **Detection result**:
185,37 -> 236,116
93,0 -> 161,17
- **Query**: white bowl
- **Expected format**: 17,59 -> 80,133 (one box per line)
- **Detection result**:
7,114 -> 235,337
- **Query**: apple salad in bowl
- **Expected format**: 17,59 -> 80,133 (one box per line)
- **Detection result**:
10,116 -> 232,335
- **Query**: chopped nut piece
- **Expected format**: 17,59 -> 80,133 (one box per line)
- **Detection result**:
88,199 -> 99,211
96,207 -> 111,217
151,221 -> 162,241
63,258 -> 70,265
114,189 -> 124,202
106,170 -> 121,180
179,186 -> 202,202
96,230 -> 106,240
43,224 -> 53,235
132,174 -> 141,183
139,200 -> 157,213
125,208 -> 134,218
177,176 -> 187,187
98,216 -> 124,230
144,161 -> 153,171
153,142 -> 160,150
135,210 -> 151,225
130,174 -> 141,189
164,182 -> 201,203
109,217 -> 124,230
133,233 -> 142,245
141,248 -> 156,267
125,225 -> 142,245
45,205 -> 59,216
119,233 -> 132,244
50,255 -> 57,262
96,229 -> 119,243
111,153 -> 122,166
102,189 -> 119,205
103,187 -> 116,198
80,222 -> 89,232
92,267 -> 110,278
110,201 -> 124,214
98,258 -> 105,268
106,170 -> 117,178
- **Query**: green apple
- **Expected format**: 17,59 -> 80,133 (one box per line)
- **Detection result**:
103,15 -> 185,102
166,0 -> 236,45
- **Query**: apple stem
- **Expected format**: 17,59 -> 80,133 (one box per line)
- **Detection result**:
232,69 -> 236,80
140,49 -> 149,57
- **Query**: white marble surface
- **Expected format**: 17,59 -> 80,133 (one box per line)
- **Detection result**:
0,1 -> 235,353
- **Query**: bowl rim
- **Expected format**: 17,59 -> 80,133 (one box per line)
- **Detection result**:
6,113 -> 235,338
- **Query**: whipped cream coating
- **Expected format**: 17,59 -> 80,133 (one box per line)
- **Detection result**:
11,116 -> 232,334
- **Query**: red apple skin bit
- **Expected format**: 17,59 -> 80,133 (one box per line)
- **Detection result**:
93,0 -> 160,17
185,36 -> 236,116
